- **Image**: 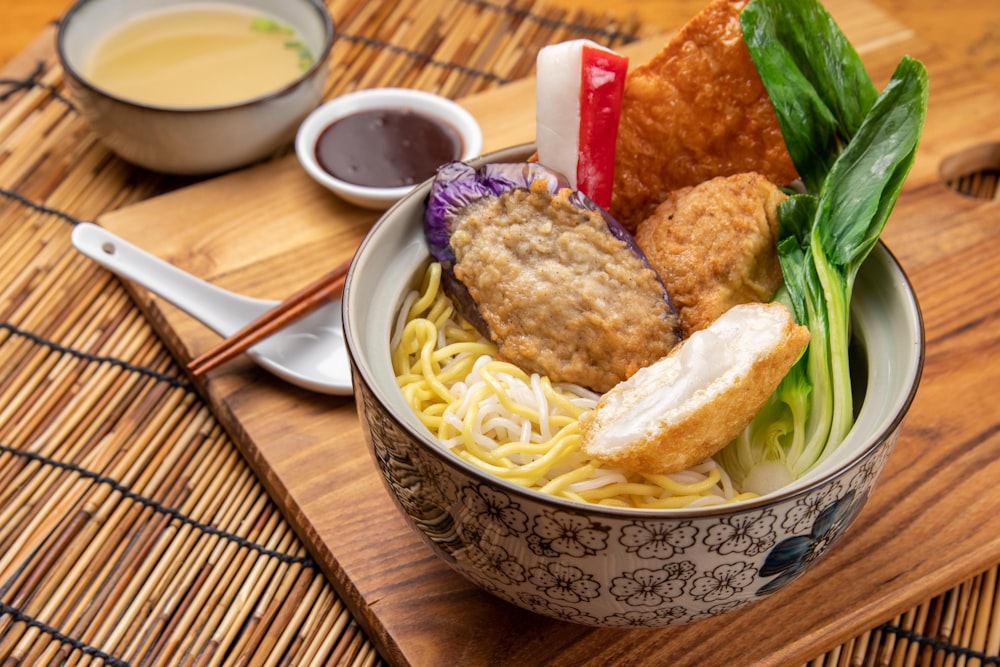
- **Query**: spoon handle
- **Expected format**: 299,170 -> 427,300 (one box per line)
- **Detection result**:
70,222 -> 272,337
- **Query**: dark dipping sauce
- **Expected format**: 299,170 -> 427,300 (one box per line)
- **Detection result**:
315,107 -> 463,188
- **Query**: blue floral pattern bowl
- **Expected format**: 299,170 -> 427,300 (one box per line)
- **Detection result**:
343,145 -> 924,627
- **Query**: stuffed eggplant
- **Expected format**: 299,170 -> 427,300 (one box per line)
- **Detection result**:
424,160 -> 681,393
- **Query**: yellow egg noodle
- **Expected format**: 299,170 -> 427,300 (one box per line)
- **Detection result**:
392,262 -> 758,509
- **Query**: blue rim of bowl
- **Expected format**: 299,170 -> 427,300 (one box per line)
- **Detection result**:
55,0 -> 335,114
344,143 -> 927,520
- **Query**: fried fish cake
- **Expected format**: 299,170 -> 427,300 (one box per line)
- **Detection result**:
634,172 -> 786,337
610,0 -> 799,231
580,302 -> 810,475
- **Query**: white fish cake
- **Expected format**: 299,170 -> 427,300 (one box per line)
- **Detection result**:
580,302 -> 809,474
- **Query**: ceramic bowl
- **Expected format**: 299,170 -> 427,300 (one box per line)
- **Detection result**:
295,87 -> 483,209
56,0 -> 334,175
343,145 -> 924,627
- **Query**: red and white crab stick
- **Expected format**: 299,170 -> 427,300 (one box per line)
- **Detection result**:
535,39 -> 629,209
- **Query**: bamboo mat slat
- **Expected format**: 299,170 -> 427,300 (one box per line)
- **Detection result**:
1,0 -> 999,665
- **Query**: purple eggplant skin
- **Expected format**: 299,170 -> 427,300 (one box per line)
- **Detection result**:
423,160 -> 681,348
426,160 -> 660,271
424,161 -> 492,269
424,161 -> 576,337
425,161 -> 569,266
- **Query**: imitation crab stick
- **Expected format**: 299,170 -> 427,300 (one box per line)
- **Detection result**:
535,39 -> 628,209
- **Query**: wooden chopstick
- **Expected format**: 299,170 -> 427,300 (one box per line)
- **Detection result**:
187,260 -> 351,377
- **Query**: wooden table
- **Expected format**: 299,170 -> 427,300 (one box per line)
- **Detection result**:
2,1 -> 999,666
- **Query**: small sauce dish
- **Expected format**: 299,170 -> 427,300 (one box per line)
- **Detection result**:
295,87 -> 483,209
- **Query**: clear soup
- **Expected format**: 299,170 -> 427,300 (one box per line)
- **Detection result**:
84,3 -> 314,107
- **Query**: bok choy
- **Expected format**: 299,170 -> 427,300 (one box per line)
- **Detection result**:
718,0 -> 928,493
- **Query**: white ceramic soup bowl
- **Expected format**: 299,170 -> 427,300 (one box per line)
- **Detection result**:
57,0 -> 334,175
343,145 -> 924,627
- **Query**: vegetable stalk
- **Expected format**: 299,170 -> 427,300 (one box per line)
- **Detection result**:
719,0 -> 928,493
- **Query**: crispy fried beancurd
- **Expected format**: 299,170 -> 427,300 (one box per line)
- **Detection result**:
391,262 -> 757,509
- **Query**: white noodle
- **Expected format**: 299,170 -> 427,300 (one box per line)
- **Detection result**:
392,271 -> 752,508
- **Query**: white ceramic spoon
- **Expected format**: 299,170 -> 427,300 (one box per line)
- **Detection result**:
71,222 -> 353,395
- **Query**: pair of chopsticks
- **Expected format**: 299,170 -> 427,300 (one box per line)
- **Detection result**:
187,260 -> 351,377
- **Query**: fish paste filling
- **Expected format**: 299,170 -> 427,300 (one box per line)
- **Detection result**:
449,180 -> 680,393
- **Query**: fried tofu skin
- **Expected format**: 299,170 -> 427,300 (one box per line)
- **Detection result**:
635,172 -> 786,337
610,0 -> 799,231
580,302 -> 810,475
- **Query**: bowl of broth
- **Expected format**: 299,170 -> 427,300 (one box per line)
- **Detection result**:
57,0 -> 334,175
343,144 -> 924,627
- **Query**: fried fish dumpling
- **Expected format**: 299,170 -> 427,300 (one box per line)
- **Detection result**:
635,172 -> 786,337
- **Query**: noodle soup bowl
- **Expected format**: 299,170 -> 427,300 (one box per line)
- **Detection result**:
343,145 -> 924,627
57,0 -> 334,175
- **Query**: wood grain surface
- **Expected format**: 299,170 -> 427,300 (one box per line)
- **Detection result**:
84,0 -> 1000,665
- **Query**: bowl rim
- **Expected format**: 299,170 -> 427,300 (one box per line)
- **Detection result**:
293,86 -> 484,204
344,143 -> 926,519
55,0 -> 335,114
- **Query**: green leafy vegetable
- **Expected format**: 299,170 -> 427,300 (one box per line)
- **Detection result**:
739,0 -> 879,194
251,17 -> 315,71
718,0 -> 928,494
251,17 -> 295,35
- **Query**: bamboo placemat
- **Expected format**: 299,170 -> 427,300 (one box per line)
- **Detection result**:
0,0 -> 998,665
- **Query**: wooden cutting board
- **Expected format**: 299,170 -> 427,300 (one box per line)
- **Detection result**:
96,2 -> 1000,665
